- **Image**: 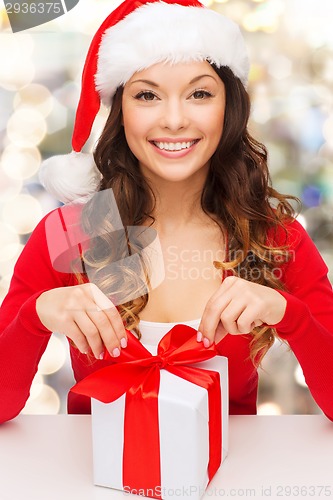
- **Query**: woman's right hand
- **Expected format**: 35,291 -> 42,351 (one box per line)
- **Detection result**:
36,283 -> 128,359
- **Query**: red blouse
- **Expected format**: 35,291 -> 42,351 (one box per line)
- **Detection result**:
1,203 -> 333,423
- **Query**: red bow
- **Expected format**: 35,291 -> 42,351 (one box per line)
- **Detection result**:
71,325 -> 222,498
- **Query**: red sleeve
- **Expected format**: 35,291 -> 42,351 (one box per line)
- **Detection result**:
270,218 -> 333,421
0,211 -> 72,424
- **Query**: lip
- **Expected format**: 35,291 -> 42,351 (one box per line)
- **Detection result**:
150,137 -> 200,143
149,139 -> 200,159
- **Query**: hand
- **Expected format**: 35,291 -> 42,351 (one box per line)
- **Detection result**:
197,276 -> 287,347
36,283 -> 127,359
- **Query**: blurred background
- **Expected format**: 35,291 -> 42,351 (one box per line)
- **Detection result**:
0,0 -> 332,416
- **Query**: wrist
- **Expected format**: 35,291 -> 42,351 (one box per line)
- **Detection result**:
19,291 -> 53,337
268,290 -> 309,338
267,291 -> 287,325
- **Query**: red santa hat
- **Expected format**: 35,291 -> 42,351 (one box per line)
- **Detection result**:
39,0 -> 250,203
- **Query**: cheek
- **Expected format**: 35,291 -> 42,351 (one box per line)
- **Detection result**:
203,106 -> 225,145
122,106 -> 152,139
122,107 -> 152,159
122,118 -> 143,157
122,110 -> 140,140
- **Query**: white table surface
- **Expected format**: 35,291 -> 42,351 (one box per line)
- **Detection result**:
0,415 -> 332,500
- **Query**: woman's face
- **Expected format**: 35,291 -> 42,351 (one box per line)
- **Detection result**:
121,60 -> 226,184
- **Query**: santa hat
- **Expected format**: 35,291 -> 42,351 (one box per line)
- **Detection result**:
39,0 -> 250,204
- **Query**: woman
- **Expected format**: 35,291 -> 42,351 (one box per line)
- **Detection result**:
1,0 -> 333,423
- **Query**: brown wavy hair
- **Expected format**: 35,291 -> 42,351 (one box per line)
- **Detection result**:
73,63 -> 300,367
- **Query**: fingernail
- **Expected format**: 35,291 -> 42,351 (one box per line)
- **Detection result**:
99,352 -> 104,360
112,347 -> 120,357
197,331 -> 203,342
120,337 -> 127,348
203,338 -> 210,348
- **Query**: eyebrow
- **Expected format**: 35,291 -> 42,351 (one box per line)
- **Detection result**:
129,74 -> 217,87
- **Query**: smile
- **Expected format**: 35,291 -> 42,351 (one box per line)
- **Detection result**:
152,140 -> 199,151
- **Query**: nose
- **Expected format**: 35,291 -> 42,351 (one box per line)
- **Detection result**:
159,98 -> 190,131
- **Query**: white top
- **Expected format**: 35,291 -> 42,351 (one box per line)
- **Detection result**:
131,318 -> 201,355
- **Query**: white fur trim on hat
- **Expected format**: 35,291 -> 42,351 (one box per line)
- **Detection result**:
96,2 -> 249,106
39,152 -> 102,204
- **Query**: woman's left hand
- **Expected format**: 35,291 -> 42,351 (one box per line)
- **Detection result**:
197,276 -> 287,347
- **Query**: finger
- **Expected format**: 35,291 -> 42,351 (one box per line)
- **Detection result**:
198,277 -> 239,347
87,308 -> 124,358
197,293 -> 232,348
220,301 -> 247,334
251,319 -> 264,329
73,312 -> 104,359
233,307 -> 261,333
102,305 -> 127,344
83,283 -> 127,357
198,276 -> 239,347
63,322 -> 91,355
197,276 -> 237,347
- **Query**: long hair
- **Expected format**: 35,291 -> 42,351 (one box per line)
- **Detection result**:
73,63 -> 300,367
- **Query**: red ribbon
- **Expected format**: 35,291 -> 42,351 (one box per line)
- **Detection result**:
71,324 -> 222,498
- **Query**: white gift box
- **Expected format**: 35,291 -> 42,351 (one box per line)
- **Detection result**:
91,355 -> 228,500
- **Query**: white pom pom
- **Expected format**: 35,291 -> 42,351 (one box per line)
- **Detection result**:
39,151 -> 102,204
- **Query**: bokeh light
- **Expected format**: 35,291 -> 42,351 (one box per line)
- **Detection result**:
294,364 -> 307,388
22,384 -> 61,415
0,170 -> 23,203
13,84 -> 54,117
296,214 -> 307,229
0,244 -> 24,279
0,34 -> 34,90
1,145 -> 41,180
323,115 -> 333,147
28,373 -> 45,400
258,402 -> 282,415
0,274 -> 12,304
2,194 -> 43,234
0,222 -> 19,261
6,108 -> 47,147
243,1 -> 284,33
46,99 -> 68,134
38,335 -> 66,375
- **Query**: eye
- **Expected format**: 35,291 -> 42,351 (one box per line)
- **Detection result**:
134,91 -> 158,101
191,90 -> 213,100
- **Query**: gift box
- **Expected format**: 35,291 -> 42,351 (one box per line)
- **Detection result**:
71,325 -> 228,500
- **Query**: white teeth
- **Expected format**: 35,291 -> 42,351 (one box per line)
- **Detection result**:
153,140 -> 197,151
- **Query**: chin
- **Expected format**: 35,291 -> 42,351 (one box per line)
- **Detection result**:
157,170 -> 202,182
